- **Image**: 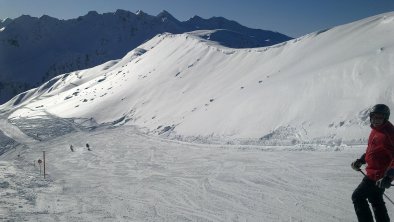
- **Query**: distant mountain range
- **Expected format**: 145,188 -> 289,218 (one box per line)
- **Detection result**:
0,10 -> 292,104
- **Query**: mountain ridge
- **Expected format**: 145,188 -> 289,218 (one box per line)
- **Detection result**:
2,12 -> 393,145
0,10 -> 292,103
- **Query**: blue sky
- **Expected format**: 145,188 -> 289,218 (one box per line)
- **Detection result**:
1,0 -> 394,37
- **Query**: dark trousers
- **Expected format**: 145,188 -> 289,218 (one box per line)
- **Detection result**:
352,176 -> 390,222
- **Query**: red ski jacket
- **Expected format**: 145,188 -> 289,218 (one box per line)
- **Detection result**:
365,121 -> 394,181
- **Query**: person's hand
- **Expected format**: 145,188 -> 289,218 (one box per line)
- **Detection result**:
376,176 -> 392,189
351,159 -> 363,171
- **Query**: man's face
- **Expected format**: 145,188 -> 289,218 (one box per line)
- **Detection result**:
370,113 -> 386,127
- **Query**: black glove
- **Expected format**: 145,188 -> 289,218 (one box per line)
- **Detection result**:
351,159 -> 364,171
376,176 -> 392,189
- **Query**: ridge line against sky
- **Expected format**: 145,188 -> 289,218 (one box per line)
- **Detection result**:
0,0 -> 394,37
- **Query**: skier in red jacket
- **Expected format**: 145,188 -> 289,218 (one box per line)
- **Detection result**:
351,104 -> 394,222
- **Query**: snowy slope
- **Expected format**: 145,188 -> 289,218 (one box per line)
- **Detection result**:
0,124 -> 373,222
2,12 -> 394,145
0,10 -> 291,103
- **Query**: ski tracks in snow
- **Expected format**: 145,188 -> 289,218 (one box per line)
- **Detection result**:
0,159 -> 52,221
0,123 -> 386,221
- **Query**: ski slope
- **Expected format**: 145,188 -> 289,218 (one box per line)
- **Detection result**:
0,117 -> 391,221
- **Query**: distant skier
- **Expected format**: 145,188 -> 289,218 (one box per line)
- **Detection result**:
70,145 -> 74,152
86,143 -> 91,151
351,104 -> 394,222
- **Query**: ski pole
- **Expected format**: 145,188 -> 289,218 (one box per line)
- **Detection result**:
359,170 -> 394,206
359,170 -> 394,186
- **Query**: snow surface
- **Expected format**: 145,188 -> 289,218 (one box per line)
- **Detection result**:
0,115 -> 385,222
1,12 -> 394,221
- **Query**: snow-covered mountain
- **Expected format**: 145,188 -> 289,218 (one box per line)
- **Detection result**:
1,12 -> 394,145
0,10 -> 291,103
0,18 -> 13,29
